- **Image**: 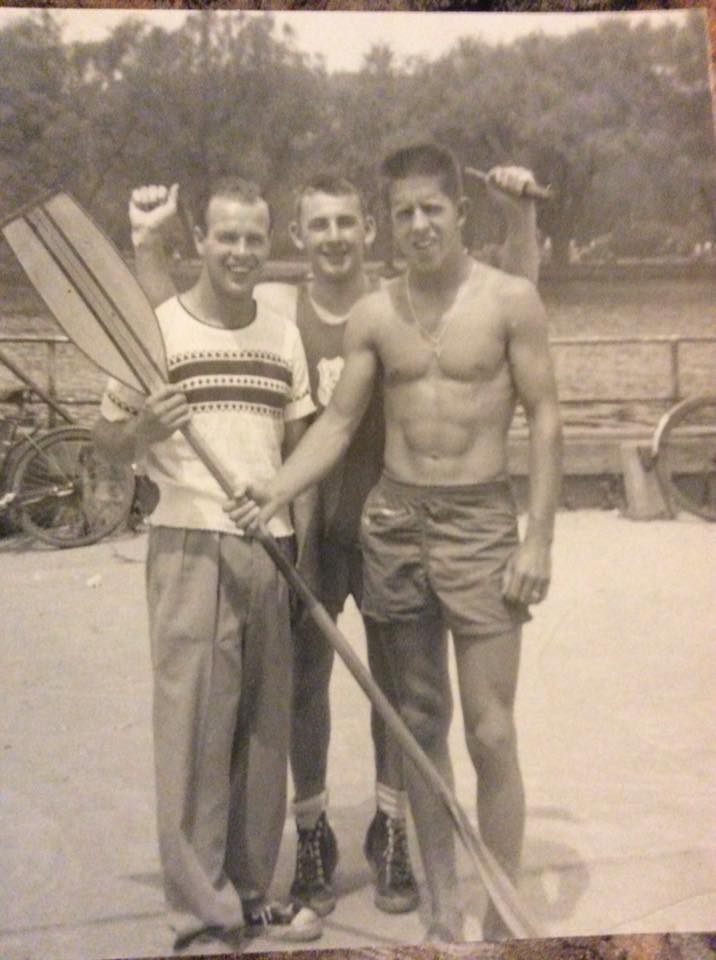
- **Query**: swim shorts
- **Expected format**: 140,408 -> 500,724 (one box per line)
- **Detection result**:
359,474 -> 531,638
318,536 -> 364,620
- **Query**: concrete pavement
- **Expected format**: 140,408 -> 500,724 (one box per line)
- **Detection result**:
0,510 -> 714,959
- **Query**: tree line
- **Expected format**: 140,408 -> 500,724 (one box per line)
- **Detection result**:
1,9 -> 714,266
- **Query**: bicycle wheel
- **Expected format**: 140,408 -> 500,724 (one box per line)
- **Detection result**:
8,426 -> 135,547
653,394 -> 716,522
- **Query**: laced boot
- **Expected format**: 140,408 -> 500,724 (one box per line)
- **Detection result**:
364,810 -> 419,913
290,811 -> 338,917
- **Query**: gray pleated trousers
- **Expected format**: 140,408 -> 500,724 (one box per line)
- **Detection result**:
145,527 -> 292,935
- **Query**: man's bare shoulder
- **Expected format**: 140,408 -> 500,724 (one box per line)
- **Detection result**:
350,283 -> 395,323
344,284 -> 395,348
472,260 -> 545,331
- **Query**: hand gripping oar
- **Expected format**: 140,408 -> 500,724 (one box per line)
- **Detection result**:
465,166 -> 553,201
1,191 -> 544,940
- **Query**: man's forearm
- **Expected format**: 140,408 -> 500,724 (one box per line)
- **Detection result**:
267,409 -> 353,517
92,417 -> 142,466
524,403 -> 563,544
133,236 -> 177,309
291,486 -> 321,595
500,203 -> 540,285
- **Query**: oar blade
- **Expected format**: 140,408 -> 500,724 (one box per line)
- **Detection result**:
2,215 -> 146,393
44,193 -> 168,383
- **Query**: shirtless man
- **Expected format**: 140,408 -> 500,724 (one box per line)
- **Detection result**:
130,165 -> 541,921
227,142 -> 562,942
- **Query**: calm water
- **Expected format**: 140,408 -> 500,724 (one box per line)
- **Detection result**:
541,277 -> 715,338
1,273 -> 714,429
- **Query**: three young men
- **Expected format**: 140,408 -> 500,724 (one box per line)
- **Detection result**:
129,162 -> 541,928
93,178 -> 322,947
228,143 -> 562,942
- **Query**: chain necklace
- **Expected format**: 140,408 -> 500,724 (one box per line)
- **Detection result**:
404,260 -> 475,355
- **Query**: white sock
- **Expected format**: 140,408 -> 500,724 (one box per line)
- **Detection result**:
294,790 -> 328,831
376,782 -> 407,821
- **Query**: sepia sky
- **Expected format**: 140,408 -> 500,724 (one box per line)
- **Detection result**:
0,7 -> 694,73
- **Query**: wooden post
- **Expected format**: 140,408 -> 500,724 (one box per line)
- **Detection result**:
620,441 -> 669,520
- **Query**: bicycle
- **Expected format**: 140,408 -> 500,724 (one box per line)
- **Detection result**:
0,385 -> 135,548
650,393 -> 716,522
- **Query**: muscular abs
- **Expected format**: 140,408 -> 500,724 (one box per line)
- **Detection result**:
378,273 -> 516,486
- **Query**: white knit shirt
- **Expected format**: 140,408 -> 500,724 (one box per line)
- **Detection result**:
100,295 -> 315,537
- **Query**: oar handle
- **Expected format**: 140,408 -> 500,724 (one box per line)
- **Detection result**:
465,166 -> 552,201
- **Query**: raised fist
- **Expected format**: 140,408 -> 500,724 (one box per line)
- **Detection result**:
129,183 -> 180,247
486,166 -> 539,203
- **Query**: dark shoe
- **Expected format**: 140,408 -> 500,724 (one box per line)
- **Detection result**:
364,809 -> 419,913
172,924 -> 225,952
243,900 -> 322,942
289,811 -> 338,916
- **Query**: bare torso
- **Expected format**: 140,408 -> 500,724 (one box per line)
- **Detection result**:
371,260 -> 519,485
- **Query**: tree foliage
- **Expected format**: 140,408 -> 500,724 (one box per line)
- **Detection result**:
1,9 -> 713,264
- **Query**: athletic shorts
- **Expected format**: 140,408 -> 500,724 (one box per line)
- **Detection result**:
318,537 -> 364,620
359,474 -> 531,638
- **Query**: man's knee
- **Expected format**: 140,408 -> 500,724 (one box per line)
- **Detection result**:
400,692 -> 451,750
464,706 -> 517,767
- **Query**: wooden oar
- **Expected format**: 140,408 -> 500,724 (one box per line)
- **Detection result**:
1,191 -> 544,940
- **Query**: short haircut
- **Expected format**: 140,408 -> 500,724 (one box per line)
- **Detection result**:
380,143 -> 464,206
198,176 -> 269,231
294,173 -> 366,221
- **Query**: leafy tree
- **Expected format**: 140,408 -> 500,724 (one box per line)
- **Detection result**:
1,8 -> 712,264
0,12 -> 75,213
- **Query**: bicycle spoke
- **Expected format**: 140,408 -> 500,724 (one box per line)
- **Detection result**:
27,438 -> 82,485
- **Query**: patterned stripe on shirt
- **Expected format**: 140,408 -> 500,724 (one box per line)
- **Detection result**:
168,358 -> 292,385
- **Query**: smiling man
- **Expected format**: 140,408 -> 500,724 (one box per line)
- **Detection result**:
93,178 -> 321,948
227,143 -> 562,943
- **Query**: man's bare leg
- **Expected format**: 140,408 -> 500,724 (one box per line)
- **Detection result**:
291,616 -> 334,806
453,627 -> 523,941
382,616 -> 463,941
364,617 -> 419,913
366,617 -> 405,792
289,616 -> 338,916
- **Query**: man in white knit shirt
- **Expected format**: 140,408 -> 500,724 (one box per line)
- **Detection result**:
93,177 -> 321,950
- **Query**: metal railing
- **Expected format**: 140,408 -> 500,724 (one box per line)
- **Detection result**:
549,334 -> 715,404
0,333 -> 90,426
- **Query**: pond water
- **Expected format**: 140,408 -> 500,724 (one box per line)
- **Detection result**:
541,277 -> 715,338
2,271 -> 713,338
1,272 -> 714,430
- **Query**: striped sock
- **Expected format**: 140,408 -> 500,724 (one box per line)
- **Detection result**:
293,790 -> 328,831
376,782 -> 407,821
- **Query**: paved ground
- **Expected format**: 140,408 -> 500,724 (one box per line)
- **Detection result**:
0,510 -> 714,960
